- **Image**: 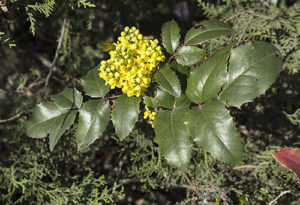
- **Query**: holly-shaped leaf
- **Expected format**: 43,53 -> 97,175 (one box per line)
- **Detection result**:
26,88 -> 83,150
184,20 -> 233,46
111,95 -> 140,140
161,20 -> 181,54
187,100 -> 242,164
80,66 -> 109,97
186,46 -> 231,103
175,46 -> 206,66
170,61 -> 190,76
154,66 -> 181,97
154,107 -> 191,169
155,87 -> 175,109
220,41 -> 282,107
272,147 -> 300,183
76,99 -> 111,151
144,96 -> 158,109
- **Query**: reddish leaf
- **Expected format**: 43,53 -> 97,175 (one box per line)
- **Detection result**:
272,147 -> 300,183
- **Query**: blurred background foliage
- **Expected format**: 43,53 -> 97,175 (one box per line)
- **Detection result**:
0,0 -> 299,204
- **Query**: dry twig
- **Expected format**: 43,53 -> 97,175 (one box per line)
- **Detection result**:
268,190 -> 291,205
44,17 -> 68,95
0,111 -> 23,123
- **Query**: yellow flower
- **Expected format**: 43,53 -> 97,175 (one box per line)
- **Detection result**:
98,26 -> 165,97
143,106 -> 156,128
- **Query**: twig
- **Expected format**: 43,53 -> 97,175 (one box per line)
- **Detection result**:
236,14 -> 253,46
0,111 -> 23,123
181,171 -> 203,198
44,17 -> 68,95
268,190 -> 291,205
39,187 -> 57,201
224,7 -> 263,23
260,0 -> 272,8
233,165 -> 257,170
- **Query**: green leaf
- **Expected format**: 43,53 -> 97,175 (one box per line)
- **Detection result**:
170,61 -> 189,76
111,95 -> 140,140
161,20 -> 181,54
155,87 -> 175,109
49,110 -> 77,151
154,107 -> 191,169
144,96 -> 158,109
175,94 -> 191,109
80,67 -> 109,97
220,41 -> 282,107
186,46 -> 231,103
76,99 -> 111,151
184,20 -> 233,46
26,88 -> 82,150
187,100 -> 242,164
154,66 -> 181,97
175,46 -> 206,66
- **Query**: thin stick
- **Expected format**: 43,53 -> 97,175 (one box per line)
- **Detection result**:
233,165 -> 257,170
224,7 -> 263,23
0,112 -> 23,123
181,171 -> 202,198
236,15 -> 253,46
44,17 -> 68,95
268,190 -> 291,205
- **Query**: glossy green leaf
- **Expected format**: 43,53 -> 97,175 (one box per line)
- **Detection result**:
80,67 -> 109,97
186,46 -> 231,103
111,95 -> 140,140
144,96 -> 158,109
220,41 -> 282,107
155,87 -> 175,109
184,20 -> 233,46
175,94 -> 191,109
76,99 -> 110,151
187,100 -> 242,164
49,110 -> 77,151
175,46 -> 206,66
161,20 -> 181,54
154,107 -> 191,169
154,66 -> 181,97
26,88 -> 82,150
170,61 -> 189,76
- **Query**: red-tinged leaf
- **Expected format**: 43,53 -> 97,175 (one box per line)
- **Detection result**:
272,147 -> 300,183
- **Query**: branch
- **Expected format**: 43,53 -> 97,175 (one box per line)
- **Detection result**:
0,111 -> 24,123
44,17 -> 68,95
181,171 -> 203,198
268,190 -> 291,205
236,14 -> 253,46
224,7 -> 263,23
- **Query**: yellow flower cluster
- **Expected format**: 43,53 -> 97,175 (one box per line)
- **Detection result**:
143,106 -> 157,128
99,26 -> 165,97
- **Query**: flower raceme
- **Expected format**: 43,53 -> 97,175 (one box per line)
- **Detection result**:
98,26 -> 165,97
143,106 -> 156,128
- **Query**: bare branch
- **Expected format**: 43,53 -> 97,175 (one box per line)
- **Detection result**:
0,111 -> 23,123
268,190 -> 291,205
44,17 -> 68,95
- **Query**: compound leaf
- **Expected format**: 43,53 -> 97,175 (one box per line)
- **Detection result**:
111,95 -> 140,140
80,66 -> 109,97
187,100 -> 242,164
161,20 -> 181,54
76,99 -> 110,151
220,41 -> 282,107
186,46 -> 231,103
175,46 -> 206,66
26,88 -> 82,150
184,20 -> 233,46
154,107 -> 191,169
154,66 -> 181,97
155,87 -> 175,109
